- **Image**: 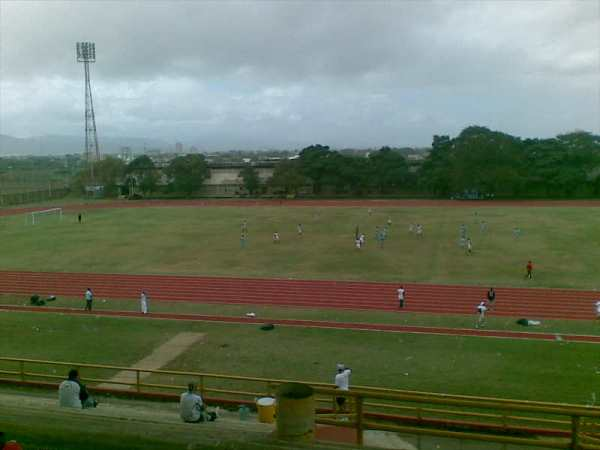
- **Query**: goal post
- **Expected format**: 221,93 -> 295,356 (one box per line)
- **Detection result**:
30,207 -> 63,225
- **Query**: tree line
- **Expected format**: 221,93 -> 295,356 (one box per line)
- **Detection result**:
76,126 -> 600,199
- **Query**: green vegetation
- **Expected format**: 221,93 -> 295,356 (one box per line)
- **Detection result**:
1,311 -> 599,405
1,206 -> 600,288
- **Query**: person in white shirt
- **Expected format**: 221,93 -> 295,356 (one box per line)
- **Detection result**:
58,369 -> 97,409
273,232 -> 280,244
476,301 -> 488,328
140,291 -> 149,314
59,371 -> 82,409
595,300 -> 600,319
397,286 -> 406,308
180,383 -> 206,423
334,364 -> 352,412
84,288 -> 93,311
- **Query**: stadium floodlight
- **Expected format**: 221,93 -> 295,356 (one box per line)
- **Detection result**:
76,42 -> 96,62
76,42 -> 100,178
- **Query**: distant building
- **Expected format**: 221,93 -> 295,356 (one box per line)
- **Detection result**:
175,142 -> 183,153
119,146 -> 133,162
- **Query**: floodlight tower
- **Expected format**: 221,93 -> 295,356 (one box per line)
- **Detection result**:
76,42 -> 100,178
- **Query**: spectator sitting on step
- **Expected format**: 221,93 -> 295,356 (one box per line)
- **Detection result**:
59,369 -> 97,409
180,383 -> 216,423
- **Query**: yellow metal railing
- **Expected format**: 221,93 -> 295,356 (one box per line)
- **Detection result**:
1,357 -> 600,449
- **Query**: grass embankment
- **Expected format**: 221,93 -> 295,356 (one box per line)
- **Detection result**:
1,206 -> 599,288
1,311 -> 598,405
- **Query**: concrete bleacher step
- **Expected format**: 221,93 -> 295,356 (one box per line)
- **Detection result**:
0,387 -> 385,450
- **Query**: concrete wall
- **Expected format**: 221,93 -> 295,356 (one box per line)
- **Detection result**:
205,167 -> 274,186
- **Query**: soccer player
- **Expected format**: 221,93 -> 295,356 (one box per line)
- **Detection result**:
416,224 -> 424,238
595,300 -> 600,319
273,232 -> 280,243
297,223 -> 303,237
476,301 -> 488,328
466,238 -> 473,255
526,260 -> 533,279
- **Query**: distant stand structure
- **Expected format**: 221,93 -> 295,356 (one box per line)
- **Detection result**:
76,42 -> 100,179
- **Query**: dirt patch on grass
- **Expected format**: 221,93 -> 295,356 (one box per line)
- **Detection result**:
98,332 -> 205,390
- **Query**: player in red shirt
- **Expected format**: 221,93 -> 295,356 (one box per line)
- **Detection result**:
526,260 -> 533,279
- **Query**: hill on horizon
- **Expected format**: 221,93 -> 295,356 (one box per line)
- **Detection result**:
0,134 -> 168,156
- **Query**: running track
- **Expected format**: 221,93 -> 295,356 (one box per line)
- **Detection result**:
0,270 -> 597,320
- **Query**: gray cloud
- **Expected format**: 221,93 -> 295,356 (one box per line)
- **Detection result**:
0,0 -> 598,150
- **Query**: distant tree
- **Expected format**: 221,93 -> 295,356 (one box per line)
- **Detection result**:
268,159 -> 306,196
164,154 -> 210,196
86,156 -> 125,197
299,144 -> 332,194
368,147 -> 410,194
239,166 -> 261,196
126,155 -> 160,195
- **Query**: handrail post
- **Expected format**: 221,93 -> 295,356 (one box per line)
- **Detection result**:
19,360 -> 25,382
136,370 -> 140,393
356,395 -> 364,446
571,415 -> 580,450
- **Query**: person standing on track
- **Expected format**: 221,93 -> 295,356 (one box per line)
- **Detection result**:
140,291 -> 149,314
397,285 -> 406,308
595,300 -> 600,319
487,288 -> 496,310
526,260 -> 534,279
476,301 -> 488,328
84,288 -> 93,311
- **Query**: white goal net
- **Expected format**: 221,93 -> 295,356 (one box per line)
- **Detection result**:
29,207 -> 63,225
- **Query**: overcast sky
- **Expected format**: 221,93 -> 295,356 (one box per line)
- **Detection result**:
0,1 -> 599,150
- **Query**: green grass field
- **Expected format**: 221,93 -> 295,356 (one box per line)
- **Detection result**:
2,311 -> 599,405
1,205 -> 600,288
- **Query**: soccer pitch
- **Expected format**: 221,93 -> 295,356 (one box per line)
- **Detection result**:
0,205 -> 599,288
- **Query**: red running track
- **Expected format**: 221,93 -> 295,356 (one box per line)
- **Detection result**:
0,270 -> 597,320
1,304 -> 599,343
2,198 -> 600,218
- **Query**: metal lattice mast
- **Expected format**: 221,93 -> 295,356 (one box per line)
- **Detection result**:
76,42 -> 100,179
